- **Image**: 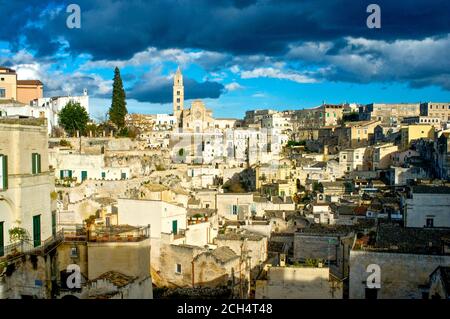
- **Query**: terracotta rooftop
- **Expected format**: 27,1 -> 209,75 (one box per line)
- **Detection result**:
17,79 -> 43,86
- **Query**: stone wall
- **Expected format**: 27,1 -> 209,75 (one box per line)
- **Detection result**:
349,250 -> 450,299
255,266 -> 343,299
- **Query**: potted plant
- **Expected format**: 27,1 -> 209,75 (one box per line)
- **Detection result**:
8,227 -> 30,256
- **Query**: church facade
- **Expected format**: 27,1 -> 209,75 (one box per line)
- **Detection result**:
172,67 -> 214,132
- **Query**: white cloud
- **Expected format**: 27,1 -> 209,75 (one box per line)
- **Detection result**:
286,35 -> 450,89
80,47 -> 230,71
225,82 -> 244,91
241,67 -> 317,83
252,92 -> 267,98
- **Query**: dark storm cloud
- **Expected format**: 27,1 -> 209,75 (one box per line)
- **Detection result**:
129,75 -> 225,104
2,0 -> 449,60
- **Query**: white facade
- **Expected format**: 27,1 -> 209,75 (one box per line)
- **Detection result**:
0,119 -> 54,252
0,91 -> 89,135
117,199 -> 187,238
339,147 -> 369,172
406,187 -> 450,228
49,150 -> 131,182
154,114 -> 177,130
216,193 -> 254,221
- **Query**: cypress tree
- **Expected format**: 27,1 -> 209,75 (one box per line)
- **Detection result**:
109,67 -> 127,129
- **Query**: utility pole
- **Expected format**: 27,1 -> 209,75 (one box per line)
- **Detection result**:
191,260 -> 195,288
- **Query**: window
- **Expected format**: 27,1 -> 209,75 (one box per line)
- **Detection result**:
426,218 -> 434,228
33,215 -> 41,248
177,98 -> 180,103
0,154 -> 8,190
177,91 -> 180,96
175,263 -> 182,274
0,88 -> 5,98
32,153 -> 41,174
70,247 -> 78,258
60,170 -> 72,179
232,205 -> 238,215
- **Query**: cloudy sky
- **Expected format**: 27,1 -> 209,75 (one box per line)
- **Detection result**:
1,0 -> 450,119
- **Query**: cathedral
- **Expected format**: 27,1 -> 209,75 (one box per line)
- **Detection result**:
173,67 -> 214,132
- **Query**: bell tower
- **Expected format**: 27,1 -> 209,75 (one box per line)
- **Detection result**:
173,67 -> 184,123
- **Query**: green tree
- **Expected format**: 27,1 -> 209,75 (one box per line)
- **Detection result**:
59,101 -> 89,136
109,67 -> 128,129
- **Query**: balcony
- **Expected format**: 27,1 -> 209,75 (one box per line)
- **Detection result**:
0,230 -> 65,263
62,224 -> 151,243
0,225 -> 151,263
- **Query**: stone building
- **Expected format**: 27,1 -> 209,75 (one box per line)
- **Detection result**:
117,198 -> 187,271
360,103 -> 420,126
405,185 -> 450,228
420,102 -> 450,124
293,104 -> 345,129
372,143 -> 399,170
0,118 -> 54,257
400,124 -> 434,151
158,243 -> 248,296
215,231 -> 268,277
172,68 -> 214,132
255,266 -> 343,299
0,67 -> 43,104
293,225 -> 357,279
349,223 -> 450,299
0,225 -> 152,299
337,120 -> 381,148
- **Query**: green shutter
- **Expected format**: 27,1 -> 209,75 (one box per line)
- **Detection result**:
32,153 -> 36,174
37,154 -> 41,173
52,212 -> 56,237
60,170 -> 64,179
2,155 -> 7,190
33,215 -> 41,247
172,220 -> 178,235
68,170 -> 72,178
0,222 -> 4,257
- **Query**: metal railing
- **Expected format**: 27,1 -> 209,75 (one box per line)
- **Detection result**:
0,230 -> 65,262
0,225 -> 151,263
